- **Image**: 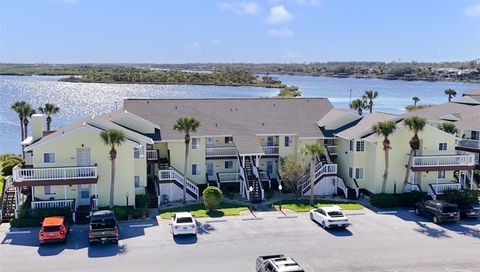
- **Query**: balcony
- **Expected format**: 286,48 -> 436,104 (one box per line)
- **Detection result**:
262,145 -> 279,155
326,145 -> 338,155
205,147 -> 237,158
31,199 -> 75,210
456,139 -> 480,150
13,166 -> 98,186
411,154 -> 475,171
217,172 -> 241,183
146,150 -> 158,161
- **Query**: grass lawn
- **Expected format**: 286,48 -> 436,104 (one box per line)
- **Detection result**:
159,202 -> 249,219
273,199 -> 363,212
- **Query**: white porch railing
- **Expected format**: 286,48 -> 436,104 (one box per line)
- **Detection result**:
412,154 -> 475,167
31,199 -> 75,210
457,139 -> 480,149
327,145 -> 338,155
217,172 -> 241,182
158,168 -> 199,200
146,150 -> 158,160
13,166 -> 98,182
299,163 -> 337,194
427,183 -> 462,200
336,177 -> 348,198
262,145 -> 279,155
205,147 -> 237,157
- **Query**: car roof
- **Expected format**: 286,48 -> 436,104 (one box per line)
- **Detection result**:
42,216 -> 64,226
318,206 -> 342,212
272,258 -> 303,271
428,200 -> 455,207
175,212 -> 193,218
91,210 -> 115,220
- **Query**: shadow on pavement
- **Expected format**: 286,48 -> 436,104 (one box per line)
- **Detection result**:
119,217 -> 159,241
413,222 -> 451,239
88,242 -> 124,258
173,234 -> 198,245
196,221 -> 216,235
325,228 -> 353,237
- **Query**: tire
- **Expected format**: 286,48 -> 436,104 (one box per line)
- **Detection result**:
433,216 -> 439,224
310,213 -> 314,221
322,221 -> 327,229
415,208 -> 420,216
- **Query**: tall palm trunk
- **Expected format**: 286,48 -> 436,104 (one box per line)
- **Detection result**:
182,140 -> 190,204
403,149 -> 414,188
382,142 -> 389,193
309,159 -> 315,206
19,117 -> 25,141
109,148 -> 116,208
369,101 -> 373,113
46,115 -> 52,131
23,118 -> 29,139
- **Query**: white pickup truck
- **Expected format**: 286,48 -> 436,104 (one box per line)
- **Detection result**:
256,255 -> 305,272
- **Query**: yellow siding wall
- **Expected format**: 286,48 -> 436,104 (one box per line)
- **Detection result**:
167,139 -> 206,184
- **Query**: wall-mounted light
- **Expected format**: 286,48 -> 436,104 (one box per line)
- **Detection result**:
81,144 -> 84,147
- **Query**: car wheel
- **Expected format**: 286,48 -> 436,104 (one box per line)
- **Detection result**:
433,216 -> 439,224
322,221 -> 327,229
310,213 -> 313,221
415,208 -> 420,216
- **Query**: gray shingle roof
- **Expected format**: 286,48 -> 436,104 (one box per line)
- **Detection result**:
335,112 -> 401,140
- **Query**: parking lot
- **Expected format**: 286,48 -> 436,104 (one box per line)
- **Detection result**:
1,207 -> 479,272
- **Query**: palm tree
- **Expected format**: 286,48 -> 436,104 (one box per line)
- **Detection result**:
438,122 -> 457,135
173,117 -> 201,203
363,90 -> 378,113
403,116 -> 426,188
412,97 -> 420,107
100,129 -> 126,208
16,102 -> 36,139
11,101 -> 27,142
349,98 -> 366,116
444,88 -> 457,102
38,103 -> 60,131
372,121 -> 397,193
300,142 -> 325,206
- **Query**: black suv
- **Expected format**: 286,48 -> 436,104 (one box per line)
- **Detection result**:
88,210 -> 119,245
415,200 -> 460,224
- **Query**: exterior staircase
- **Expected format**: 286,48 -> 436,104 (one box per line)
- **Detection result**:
74,205 -> 91,224
1,187 -> 16,222
245,157 -> 262,203
146,178 -> 159,208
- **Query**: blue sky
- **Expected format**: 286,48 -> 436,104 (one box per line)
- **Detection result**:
1,0 -> 479,63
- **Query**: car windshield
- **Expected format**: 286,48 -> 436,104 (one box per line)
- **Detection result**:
442,207 -> 457,213
176,217 -> 193,223
91,219 -> 116,229
43,226 -> 61,232
327,211 -> 344,217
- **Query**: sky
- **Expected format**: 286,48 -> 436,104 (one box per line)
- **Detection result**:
0,0 -> 479,63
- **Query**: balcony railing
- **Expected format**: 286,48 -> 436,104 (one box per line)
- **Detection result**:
31,199 -> 75,210
13,166 -> 98,182
205,147 -> 237,157
217,172 -> 241,182
326,145 -> 338,155
158,168 -> 199,200
428,183 -> 462,200
412,155 -> 475,167
146,150 -> 158,161
457,139 -> 480,150
262,145 -> 279,155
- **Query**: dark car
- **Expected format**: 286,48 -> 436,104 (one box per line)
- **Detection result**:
457,204 -> 480,219
88,210 -> 119,245
415,200 -> 460,224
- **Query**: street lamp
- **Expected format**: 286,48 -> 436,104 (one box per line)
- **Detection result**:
125,192 -> 129,207
249,186 -> 253,211
278,184 -> 283,211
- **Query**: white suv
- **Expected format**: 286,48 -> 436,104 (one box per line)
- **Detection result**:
171,212 -> 197,236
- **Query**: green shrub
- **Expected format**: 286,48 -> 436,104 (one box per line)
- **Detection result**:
112,206 -> 131,220
135,194 -> 149,209
10,218 -> 42,228
33,207 -> 73,223
443,189 -> 479,205
112,206 -> 149,221
398,192 -> 427,207
370,194 -> 400,208
1,156 -> 23,176
202,186 -> 223,210
265,189 -> 274,199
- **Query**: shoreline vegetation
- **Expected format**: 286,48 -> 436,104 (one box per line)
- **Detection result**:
1,61 -> 479,84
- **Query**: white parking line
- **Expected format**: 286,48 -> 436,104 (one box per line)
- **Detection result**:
6,231 -> 31,234
129,224 -> 153,228
377,211 -> 398,214
408,210 -> 415,213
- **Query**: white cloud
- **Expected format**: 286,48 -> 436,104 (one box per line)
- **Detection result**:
188,42 -> 200,49
294,0 -> 321,6
268,28 -> 294,38
465,3 -> 480,17
218,2 -> 261,15
267,5 -> 293,24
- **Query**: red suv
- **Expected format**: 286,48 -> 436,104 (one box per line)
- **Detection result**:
39,216 -> 69,244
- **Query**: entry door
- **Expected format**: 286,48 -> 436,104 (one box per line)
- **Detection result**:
266,161 -> 274,175
78,184 -> 90,206
206,162 -> 214,178
206,137 -> 214,148
77,148 -> 91,166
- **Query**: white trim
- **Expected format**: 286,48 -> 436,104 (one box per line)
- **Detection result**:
298,136 -> 324,140
25,124 -> 99,151
112,110 -> 161,130
90,120 -> 154,144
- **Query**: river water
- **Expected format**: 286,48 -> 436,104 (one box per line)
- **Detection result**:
1,75 -> 478,153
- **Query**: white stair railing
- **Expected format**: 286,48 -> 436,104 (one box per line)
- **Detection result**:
146,150 -> 158,160
336,177 -> 348,198
428,183 -> 462,200
158,168 -> 199,200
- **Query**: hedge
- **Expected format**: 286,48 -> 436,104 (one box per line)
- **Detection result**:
135,194 -> 149,209
111,206 -> 150,221
10,218 -> 43,228
370,192 -> 428,208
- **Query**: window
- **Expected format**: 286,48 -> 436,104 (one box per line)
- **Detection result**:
349,140 -> 354,151
355,168 -> 364,179
191,138 -> 200,149
134,148 -> 142,159
134,176 -> 144,188
43,152 -> 55,163
224,161 -> 233,169
356,141 -> 365,152
225,137 -> 233,144
192,164 -> 201,176
44,185 -> 54,195
285,136 -> 292,147
348,167 -> 353,179
438,142 -> 448,151
437,171 -> 446,179
471,131 -> 479,140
